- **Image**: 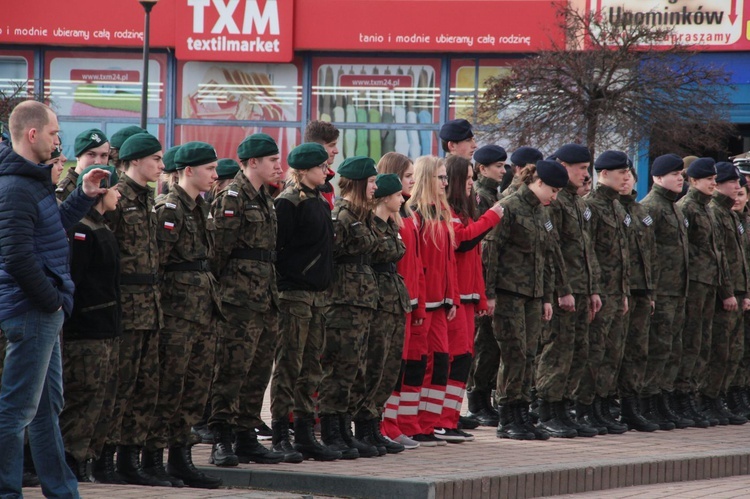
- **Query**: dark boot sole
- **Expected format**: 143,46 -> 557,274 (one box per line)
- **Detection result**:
236,455 -> 285,464
208,455 -> 239,467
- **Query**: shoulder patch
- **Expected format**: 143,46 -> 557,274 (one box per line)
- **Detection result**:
227,190 -> 239,197
73,232 -> 86,241
223,210 -> 235,217
624,214 -> 631,227
642,215 -> 653,226
163,221 -> 175,231
165,202 -> 177,210
544,220 -> 553,232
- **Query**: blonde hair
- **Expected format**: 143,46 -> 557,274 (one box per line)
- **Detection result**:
339,177 -> 372,221
377,152 -> 412,221
409,155 -> 454,248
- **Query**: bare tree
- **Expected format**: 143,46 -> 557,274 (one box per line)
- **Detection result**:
476,3 -> 735,159
0,81 -> 32,138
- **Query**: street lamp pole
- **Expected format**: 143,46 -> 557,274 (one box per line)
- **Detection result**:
139,0 -> 158,130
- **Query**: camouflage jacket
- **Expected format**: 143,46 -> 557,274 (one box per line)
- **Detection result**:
585,184 -> 630,295
371,215 -> 410,314
620,192 -> 656,295
710,191 -> 749,299
108,173 -> 162,330
641,184 -> 689,297
210,171 -> 279,312
329,198 -> 379,309
677,187 -> 721,286
474,174 -> 501,216
156,184 -> 221,325
55,168 -> 78,202
484,183 -> 554,302
547,183 -> 599,296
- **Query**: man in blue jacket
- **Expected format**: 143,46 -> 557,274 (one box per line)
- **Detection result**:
0,100 -> 109,498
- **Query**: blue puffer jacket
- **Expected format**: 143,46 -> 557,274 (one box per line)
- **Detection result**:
0,145 -> 94,320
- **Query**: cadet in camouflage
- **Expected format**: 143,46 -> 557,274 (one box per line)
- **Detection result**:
56,128 -> 110,202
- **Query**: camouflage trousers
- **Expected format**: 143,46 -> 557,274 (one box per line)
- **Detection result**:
701,296 -> 743,398
318,304 -> 374,415
467,314 -> 498,394
110,329 -> 159,446
270,295 -> 328,420
535,293 -> 590,403
675,281 -> 716,393
643,295 -> 685,396
617,293 -> 651,397
58,338 -> 118,462
146,315 -> 217,449
209,304 -> 277,432
731,311 -> 750,389
493,293 -> 541,405
354,309 -> 405,421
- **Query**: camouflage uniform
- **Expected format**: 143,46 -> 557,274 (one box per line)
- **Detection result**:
354,216 -> 409,421
484,184 -> 554,404
318,199 -> 379,416
733,210 -> 750,390
469,174 -> 501,395
55,168 -> 78,202
640,184 -> 689,396
675,187 -> 721,393
617,192 -> 655,397
535,183 -> 599,403
575,185 -> 629,404
706,191 -> 749,398
146,184 -> 221,450
108,173 -> 163,446
209,172 -> 279,432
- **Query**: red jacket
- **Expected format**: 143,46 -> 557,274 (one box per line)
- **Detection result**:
451,208 -> 501,312
413,209 -> 459,312
397,210 -> 427,321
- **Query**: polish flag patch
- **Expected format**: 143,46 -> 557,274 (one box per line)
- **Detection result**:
163,221 -> 175,231
224,210 -> 235,217
74,232 -> 86,241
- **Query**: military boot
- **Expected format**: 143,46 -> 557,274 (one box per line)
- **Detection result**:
536,399 -> 576,438
271,419 -> 303,463
619,396 -> 658,432
65,453 -> 94,483
727,388 -> 750,417
717,395 -> 748,425
340,414 -> 379,458
515,402 -> 550,440
496,403 -> 535,440
209,424 -> 239,467
575,402 -> 607,435
319,414 -> 358,460
641,395 -> 675,430
234,429 -> 285,464
92,444 -> 127,484
142,448 -> 183,487
370,418 -> 405,454
116,445 -> 172,487
656,392 -> 693,429
167,445 -> 222,489
674,392 -> 710,428
467,389 -> 500,427
595,396 -> 628,434
293,415 -> 343,461
557,400 -> 598,437
354,419 -> 386,456
700,396 -> 728,425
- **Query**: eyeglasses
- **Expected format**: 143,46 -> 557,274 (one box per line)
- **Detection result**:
436,175 -> 448,183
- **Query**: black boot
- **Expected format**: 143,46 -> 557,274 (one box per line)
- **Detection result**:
92,444 -> 126,484
515,402 -> 550,440
701,396 -> 728,425
340,414 -> 379,458
727,388 -> 750,417
642,395 -> 675,430
536,400 -> 576,438
496,403 -> 535,440
354,419 -> 386,456
234,429 -> 285,464
619,396 -> 658,432
142,448 -> 184,487
65,453 -> 94,483
576,402 -> 607,435
319,414 -> 358,459
22,442 -> 40,487
209,424 -> 239,467
656,392 -> 693,429
557,400 -> 598,437
167,445 -> 222,489
674,392 -> 710,428
116,445 -> 172,487
370,418 -> 405,454
717,395 -> 748,425
467,389 -> 500,427
739,388 -> 750,416
294,415 -> 343,461
271,419 -> 304,463
595,396 -> 628,434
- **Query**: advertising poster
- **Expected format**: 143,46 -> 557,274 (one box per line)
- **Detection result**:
450,61 -> 512,122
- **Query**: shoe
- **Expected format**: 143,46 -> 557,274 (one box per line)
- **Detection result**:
595,396 -> 628,434
167,446 -> 222,489
116,445 -> 172,487
371,419 -> 405,454
65,453 -> 95,483
536,400 -> 576,438
458,415 -> 480,430
142,448 -> 184,487
454,428 -> 475,442
209,424 -> 239,467
294,415 -> 342,461
22,470 -> 40,488
271,419 -> 304,463
642,395 -> 676,430
341,414 -> 379,457
411,433 -> 444,447
354,418 -> 386,456
191,424 -> 214,444
434,427 -> 466,442
393,434 -> 420,449
674,392 -> 710,429
319,414 -> 358,459
556,400 -> 596,437
656,392 -> 694,429
256,422 -> 273,441
467,389 -> 500,427
620,396 -> 658,432
233,429 -> 285,464
515,402 -> 550,440
717,396 -> 748,425
575,402 -> 608,436
495,403 -> 535,440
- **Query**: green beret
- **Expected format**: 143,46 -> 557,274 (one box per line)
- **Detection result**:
175,141 -> 218,169
162,146 -> 181,173
374,173 -> 402,198
76,164 -> 119,188
217,158 -> 240,180
287,143 -> 328,170
51,139 -> 63,160
74,128 -> 108,157
110,126 -> 146,149
119,133 -> 162,161
337,156 -> 377,180
237,133 -> 279,161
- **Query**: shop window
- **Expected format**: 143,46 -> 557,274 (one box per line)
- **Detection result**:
449,59 -> 513,122
57,121 -> 163,160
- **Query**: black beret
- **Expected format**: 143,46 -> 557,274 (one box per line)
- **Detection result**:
716,161 -> 740,183
110,126 -> 146,149
119,133 -> 162,161
288,143 -> 329,169
74,128 -> 108,157
374,173 -> 402,198
473,145 -> 507,166
439,119 -> 473,142
237,133 -> 279,160
216,158 -> 240,180
594,150 -> 629,171
511,146 -> 543,166
337,156 -> 378,180
175,141 -> 218,169
536,160 -> 569,189
686,157 -> 716,179
552,144 -> 591,164
651,153 -> 684,176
